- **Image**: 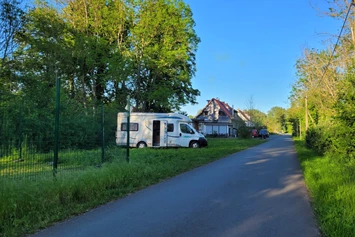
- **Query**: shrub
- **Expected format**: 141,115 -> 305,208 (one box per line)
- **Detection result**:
332,72 -> 355,161
305,126 -> 332,155
238,125 -> 251,139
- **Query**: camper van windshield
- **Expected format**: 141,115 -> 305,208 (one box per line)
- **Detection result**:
180,123 -> 194,134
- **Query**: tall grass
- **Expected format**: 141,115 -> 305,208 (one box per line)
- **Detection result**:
0,146 -> 125,180
0,138 -> 265,237
294,139 -> 355,237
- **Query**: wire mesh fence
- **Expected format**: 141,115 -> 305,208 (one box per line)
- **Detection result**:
0,94 -> 125,181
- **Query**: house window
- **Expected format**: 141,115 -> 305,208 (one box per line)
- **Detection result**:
167,123 -> 174,132
204,111 -> 208,115
219,111 -> 226,116
121,123 -> 139,131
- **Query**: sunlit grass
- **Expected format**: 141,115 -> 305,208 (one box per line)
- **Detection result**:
0,138 -> 266,237
294,139 -> 355,237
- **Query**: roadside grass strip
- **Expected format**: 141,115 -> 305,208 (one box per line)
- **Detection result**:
0,138 -> 266,237
294,139 -> 355,237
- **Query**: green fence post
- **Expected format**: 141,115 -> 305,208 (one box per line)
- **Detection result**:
53,75 -> 60,176
18,98 -> 23,161
101,103 -> 105,164
126,95 -> 130,163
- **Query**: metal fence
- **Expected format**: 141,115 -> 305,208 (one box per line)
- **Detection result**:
0,95 -> 125,180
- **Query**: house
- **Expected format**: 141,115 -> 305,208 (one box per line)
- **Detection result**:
235,109 -> 254,127
192,98 -> 253,137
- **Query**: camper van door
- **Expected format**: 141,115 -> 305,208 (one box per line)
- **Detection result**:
160,121 -> 168,147
179,123 -> 195,147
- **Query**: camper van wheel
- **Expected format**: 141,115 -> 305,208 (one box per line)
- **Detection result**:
190,141 -> 200,148
137,142 -> 147,148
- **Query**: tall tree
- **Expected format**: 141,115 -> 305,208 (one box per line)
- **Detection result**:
0,0 -> 25,68
128,0 -> 200,112
267,107 -> 287,133
0,0 -> 26,94
289,0 -> 355,131
10,0 -> 201,113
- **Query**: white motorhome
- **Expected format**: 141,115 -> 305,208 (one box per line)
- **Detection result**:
116,112 -> 208,148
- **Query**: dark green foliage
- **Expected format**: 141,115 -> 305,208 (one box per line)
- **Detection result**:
327,68 -> 355,160
238,125 -> 252,139
0,0 -> 26,70
305,126 -> 333,155
300,67 -> 355,160
8,0 -> 200,114
0,95 -> 117,153
1,0 -> 201,168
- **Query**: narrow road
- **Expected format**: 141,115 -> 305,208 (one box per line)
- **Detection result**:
33,135 -> 319,237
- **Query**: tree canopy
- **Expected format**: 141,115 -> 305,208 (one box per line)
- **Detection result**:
0,0 -> 200,112
288,0 -> 355,158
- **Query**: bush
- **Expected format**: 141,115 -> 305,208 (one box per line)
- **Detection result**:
305,126 -> 332,155
238,125 -> 251,139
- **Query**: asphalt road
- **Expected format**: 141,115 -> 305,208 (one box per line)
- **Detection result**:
32,134 -> 319,237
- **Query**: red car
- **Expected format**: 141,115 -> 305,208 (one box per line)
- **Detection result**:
252,129 -> 258,138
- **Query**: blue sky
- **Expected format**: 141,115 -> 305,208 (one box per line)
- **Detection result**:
181,0 -> 342,116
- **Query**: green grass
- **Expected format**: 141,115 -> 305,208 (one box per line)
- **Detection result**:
0,138 -> 266,237
0,147 -> 116,179
294,139 -> 355,237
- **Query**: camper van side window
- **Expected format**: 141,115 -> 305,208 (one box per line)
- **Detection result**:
121,123 -> 139,131
167,123 -> 174,132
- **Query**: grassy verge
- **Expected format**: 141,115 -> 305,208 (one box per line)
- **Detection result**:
0,148 -> 111,179
293,139 -> 355,237
0,138 -> 266,237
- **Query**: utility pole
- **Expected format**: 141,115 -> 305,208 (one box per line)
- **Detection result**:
305,96 -> 309,131
53,61 -> 60,177
299,119 -> 302,139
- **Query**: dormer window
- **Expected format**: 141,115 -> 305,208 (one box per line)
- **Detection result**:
219,111 -> 226,116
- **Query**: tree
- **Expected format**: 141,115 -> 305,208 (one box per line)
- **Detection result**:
289,0 -> 355,133
17,0 -> 201,113
0,0 -> 25,68
246,109 -> 267,128
128,0 -> 200,112
267,107 -> 287,133
1,0 -> 202,150
0,0 -> 26,94
244,96 -> 266,128
57,0 -> 133,110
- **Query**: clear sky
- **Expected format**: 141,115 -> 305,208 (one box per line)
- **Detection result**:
180,0 -> 342,116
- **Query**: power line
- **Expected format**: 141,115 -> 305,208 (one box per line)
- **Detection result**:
320,1 -> 355,81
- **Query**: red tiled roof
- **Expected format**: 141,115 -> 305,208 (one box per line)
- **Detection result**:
195,99 -> 214,118
215,99 -> 233,118
195,98 -> 234,119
